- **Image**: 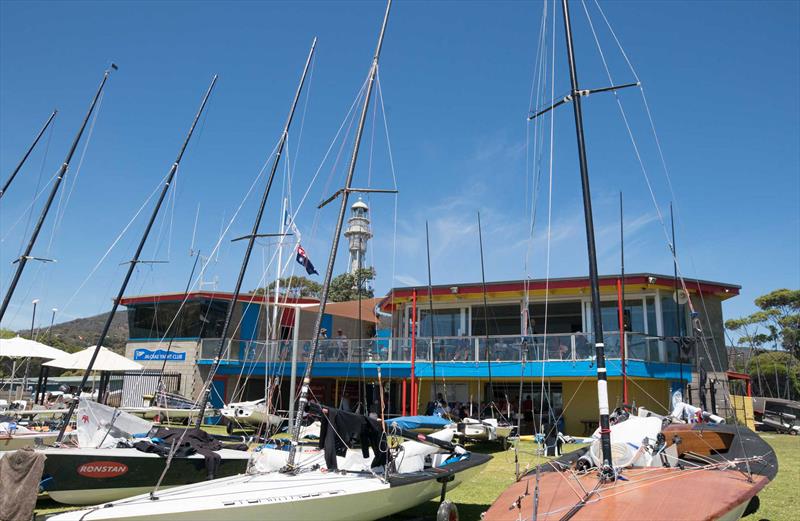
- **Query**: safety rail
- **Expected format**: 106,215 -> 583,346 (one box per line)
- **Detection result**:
190,331 -> 678,364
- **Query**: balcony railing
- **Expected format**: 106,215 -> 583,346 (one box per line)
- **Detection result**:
194,332 -> 678,364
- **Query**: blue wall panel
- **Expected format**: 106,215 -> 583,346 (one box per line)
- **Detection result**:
197,358 -> 689,382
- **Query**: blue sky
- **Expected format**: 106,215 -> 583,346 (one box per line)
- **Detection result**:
1,1 -> 798,334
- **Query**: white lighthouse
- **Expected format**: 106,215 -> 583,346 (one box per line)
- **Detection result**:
344,198 -> 372,274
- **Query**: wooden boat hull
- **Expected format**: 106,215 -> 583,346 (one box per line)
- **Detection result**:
40,447 -> 251,505
484,424 -> 776,521
49,453 -> 492,520
483,466 -> 768,521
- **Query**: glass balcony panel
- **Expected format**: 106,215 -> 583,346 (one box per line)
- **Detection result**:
195,332 -> 683,365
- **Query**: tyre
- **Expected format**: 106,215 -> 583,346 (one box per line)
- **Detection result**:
742,495 -> 760,517
437,500 -> 459,521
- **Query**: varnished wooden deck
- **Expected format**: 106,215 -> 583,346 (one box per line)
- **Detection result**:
484,467 -> 768,521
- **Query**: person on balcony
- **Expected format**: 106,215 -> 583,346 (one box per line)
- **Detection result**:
335,329 -> 348,361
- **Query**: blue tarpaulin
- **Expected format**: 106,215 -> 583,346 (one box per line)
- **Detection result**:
386,415 -> 451,431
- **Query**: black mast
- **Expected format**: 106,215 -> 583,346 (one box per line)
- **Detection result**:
194,38 -> 317,427
560,0 -> 613,476
670,202 -> 685,394
620,191 -> 628,404
56,75 -> 217,442
425,220 -> 438,404
285,0 -> 391,470
477,211 -> 494,415
0,66 -> 116,323
0,110 -> 58,200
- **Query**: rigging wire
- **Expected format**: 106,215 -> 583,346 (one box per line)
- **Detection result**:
579,0 -> 758,477
579,0 -> 733,399
538,0 -> 558,435
48,89 -> 106,253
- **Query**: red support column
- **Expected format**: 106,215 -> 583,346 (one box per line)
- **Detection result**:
617,278 -> 628,404
401,378 -> 407,416
410,289 -> 417,413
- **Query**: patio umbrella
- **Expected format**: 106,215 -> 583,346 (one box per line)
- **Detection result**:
44,346 -> 142,372
0,335 -> 67,359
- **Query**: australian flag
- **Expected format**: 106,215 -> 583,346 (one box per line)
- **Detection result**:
296,245 -> 318,275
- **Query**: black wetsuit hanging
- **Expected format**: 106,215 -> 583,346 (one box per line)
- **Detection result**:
313,405 -> 387,470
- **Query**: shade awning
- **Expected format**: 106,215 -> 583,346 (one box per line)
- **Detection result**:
0,335 -> 68,359
44,345 -> 143,371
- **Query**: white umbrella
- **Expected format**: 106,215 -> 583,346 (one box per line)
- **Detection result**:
0,335 -> 67,359
44,345 -> 142,372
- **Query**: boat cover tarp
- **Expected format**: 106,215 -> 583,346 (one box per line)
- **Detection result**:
386,415 -> 451,431
0,447 -> 46,521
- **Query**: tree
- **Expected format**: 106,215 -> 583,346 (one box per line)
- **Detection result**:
328,267 -> 376,303
726,288 -> 800,359
742,351 -> 800,400
755,289 -> 800,356
726,288 -> 800,399
252,276 -> 322,299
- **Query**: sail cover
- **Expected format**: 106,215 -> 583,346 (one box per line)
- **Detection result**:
76,398 -> 153,448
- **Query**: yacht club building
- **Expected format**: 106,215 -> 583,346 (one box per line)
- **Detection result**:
119,273 -> 739,435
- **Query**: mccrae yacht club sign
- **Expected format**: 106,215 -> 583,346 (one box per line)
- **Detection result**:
133,349 -> 186,362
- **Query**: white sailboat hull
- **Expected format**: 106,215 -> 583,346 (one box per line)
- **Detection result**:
0,431 -> 60,451
121,407 -> 211,420
50,458 -> 487,521
719,499 -> 751,521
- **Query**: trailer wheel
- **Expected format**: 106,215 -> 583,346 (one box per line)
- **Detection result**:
743,495 -> 760,517
437,500 -> 459,521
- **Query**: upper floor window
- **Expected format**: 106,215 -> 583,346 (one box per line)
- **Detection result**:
471,304 -> 520,336
128,299 -> 228,339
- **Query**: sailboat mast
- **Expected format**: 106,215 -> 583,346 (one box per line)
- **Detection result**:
285,1 -> 391,470
560,0 -> 613,474
425,221 -> 438,403
0,67 -> 115,323
56,74 -> 218,443
194,39 -> 317,427
477,211 -> 494,412
0,110 -> 58,200
671,202 -> 684,394
618,191 -> 627,403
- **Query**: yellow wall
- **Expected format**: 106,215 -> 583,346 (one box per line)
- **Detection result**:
729,394 -> 755,430
413,376 -> 671,436
561,378 -> 669,435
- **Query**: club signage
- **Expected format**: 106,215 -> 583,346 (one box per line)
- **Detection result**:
133,348 -> 186,361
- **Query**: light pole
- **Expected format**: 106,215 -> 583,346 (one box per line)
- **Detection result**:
48,308 -> 57,334
22,299 -> 40,398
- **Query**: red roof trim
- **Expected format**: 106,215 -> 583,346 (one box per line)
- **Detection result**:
382,274 -> 739,309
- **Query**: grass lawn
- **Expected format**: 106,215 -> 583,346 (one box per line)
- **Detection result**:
743,434 -> 799,521
34,431 -> 798,520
